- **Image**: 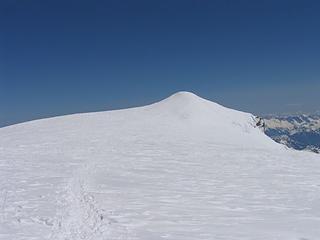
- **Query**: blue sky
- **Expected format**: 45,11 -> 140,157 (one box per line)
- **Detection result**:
1,0 -> 320,127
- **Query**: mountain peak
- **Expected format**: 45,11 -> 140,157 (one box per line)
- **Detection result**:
157,91 -> 211,108
169,91 -> 199,98
166,91 -> 204,102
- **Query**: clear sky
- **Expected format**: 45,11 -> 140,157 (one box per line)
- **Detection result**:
1,0 -> 320,127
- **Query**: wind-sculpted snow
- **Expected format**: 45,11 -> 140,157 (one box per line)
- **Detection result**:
1,92 -> 320,239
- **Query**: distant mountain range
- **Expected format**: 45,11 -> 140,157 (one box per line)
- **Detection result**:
263,114 -> 320,153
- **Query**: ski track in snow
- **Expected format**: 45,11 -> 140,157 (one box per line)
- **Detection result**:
50,166 -> 130,240
1,92 -> 320,240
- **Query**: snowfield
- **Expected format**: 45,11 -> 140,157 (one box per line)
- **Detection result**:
1,92 -> 320,240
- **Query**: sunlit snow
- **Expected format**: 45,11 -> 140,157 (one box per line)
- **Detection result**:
1,92 -> 320,239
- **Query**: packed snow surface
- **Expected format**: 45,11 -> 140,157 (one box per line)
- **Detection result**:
1,92 -> 320,240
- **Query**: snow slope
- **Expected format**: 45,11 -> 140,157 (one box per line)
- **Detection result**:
1,91 -> 320,240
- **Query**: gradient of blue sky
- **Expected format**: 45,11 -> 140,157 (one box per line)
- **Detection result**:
1,0 -> 320,126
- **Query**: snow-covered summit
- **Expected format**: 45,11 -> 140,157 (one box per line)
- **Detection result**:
138,91 -> 277,148
148,91 -> 229,117
149,91 -> 233,112
154,91 -> 213,107
1,91 -> 278,149
1,92 -> 319,240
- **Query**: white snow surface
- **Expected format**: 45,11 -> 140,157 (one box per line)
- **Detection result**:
1,91 -> 320,240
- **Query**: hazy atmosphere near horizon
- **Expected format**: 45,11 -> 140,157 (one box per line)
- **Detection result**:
1,0 -> 320,127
